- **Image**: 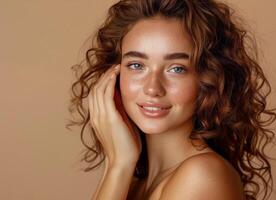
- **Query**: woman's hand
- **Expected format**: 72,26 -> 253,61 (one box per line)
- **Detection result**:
88,64 -> 142,167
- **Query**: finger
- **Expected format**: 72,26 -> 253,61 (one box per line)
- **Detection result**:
92,65 -> 116,119
90,66 -> 115,142
97,65 -> 119,103
97,65 -> 119,104
96,65 -> 118,86
88,89 -> 101,140
88,65 -> 117,144
95,65 -> 119,120
105,64 -> 121,119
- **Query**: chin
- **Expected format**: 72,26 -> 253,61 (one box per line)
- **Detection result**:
133,119 -> 170,135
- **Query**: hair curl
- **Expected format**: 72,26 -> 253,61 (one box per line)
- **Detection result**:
66,0 -> 276,199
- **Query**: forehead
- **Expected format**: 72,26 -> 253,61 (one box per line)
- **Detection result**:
121,16 -> 194,55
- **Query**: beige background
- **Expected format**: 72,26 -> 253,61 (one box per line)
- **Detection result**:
0,0 -> 275,200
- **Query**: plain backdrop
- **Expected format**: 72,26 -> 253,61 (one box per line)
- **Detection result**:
1,0 -> 275,200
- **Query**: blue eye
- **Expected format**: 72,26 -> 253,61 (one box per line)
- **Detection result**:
168,66 -> 186,74
126,63 -> 143,70
126,63 -> 186,74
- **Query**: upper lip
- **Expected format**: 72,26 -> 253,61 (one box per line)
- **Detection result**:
137,101 -> 172,109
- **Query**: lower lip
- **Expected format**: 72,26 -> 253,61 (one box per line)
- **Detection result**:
138,105 -> 171,118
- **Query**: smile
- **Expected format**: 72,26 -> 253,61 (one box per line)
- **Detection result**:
138,104 -> 171,118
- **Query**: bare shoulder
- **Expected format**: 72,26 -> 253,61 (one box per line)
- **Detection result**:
160,152 -> 244,200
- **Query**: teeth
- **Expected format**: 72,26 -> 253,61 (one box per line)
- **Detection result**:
142,106 -> 164,111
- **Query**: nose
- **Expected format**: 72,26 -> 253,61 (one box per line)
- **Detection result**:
143,72 -> 166,97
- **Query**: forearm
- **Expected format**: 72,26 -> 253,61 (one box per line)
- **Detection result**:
92,160 -> 136,200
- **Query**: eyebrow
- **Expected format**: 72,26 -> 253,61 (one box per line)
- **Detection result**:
122,51 -> 190,60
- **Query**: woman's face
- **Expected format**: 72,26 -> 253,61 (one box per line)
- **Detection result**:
119,16 -> 199,134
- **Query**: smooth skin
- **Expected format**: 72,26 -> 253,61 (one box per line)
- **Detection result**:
89,15 -> 244,200
88,65 -> 141,167
89,65 -> 141,200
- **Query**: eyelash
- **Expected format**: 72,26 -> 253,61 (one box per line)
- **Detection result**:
126,63 -> 187,74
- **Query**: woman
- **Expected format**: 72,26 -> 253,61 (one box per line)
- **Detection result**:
67,0 -> 276,199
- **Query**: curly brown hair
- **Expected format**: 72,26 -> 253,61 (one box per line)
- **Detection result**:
66,0 -> 276,199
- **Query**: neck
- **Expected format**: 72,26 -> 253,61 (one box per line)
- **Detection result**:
143,120 -> 202,188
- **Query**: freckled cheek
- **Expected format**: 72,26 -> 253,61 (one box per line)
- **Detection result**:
169,82 -> 199,105
119,73 -> 142,100
119,70 -> 199,105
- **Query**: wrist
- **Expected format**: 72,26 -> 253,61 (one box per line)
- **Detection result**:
106,156 -> 138,170
104,161 -> 136,184
106,159 -> 136,171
